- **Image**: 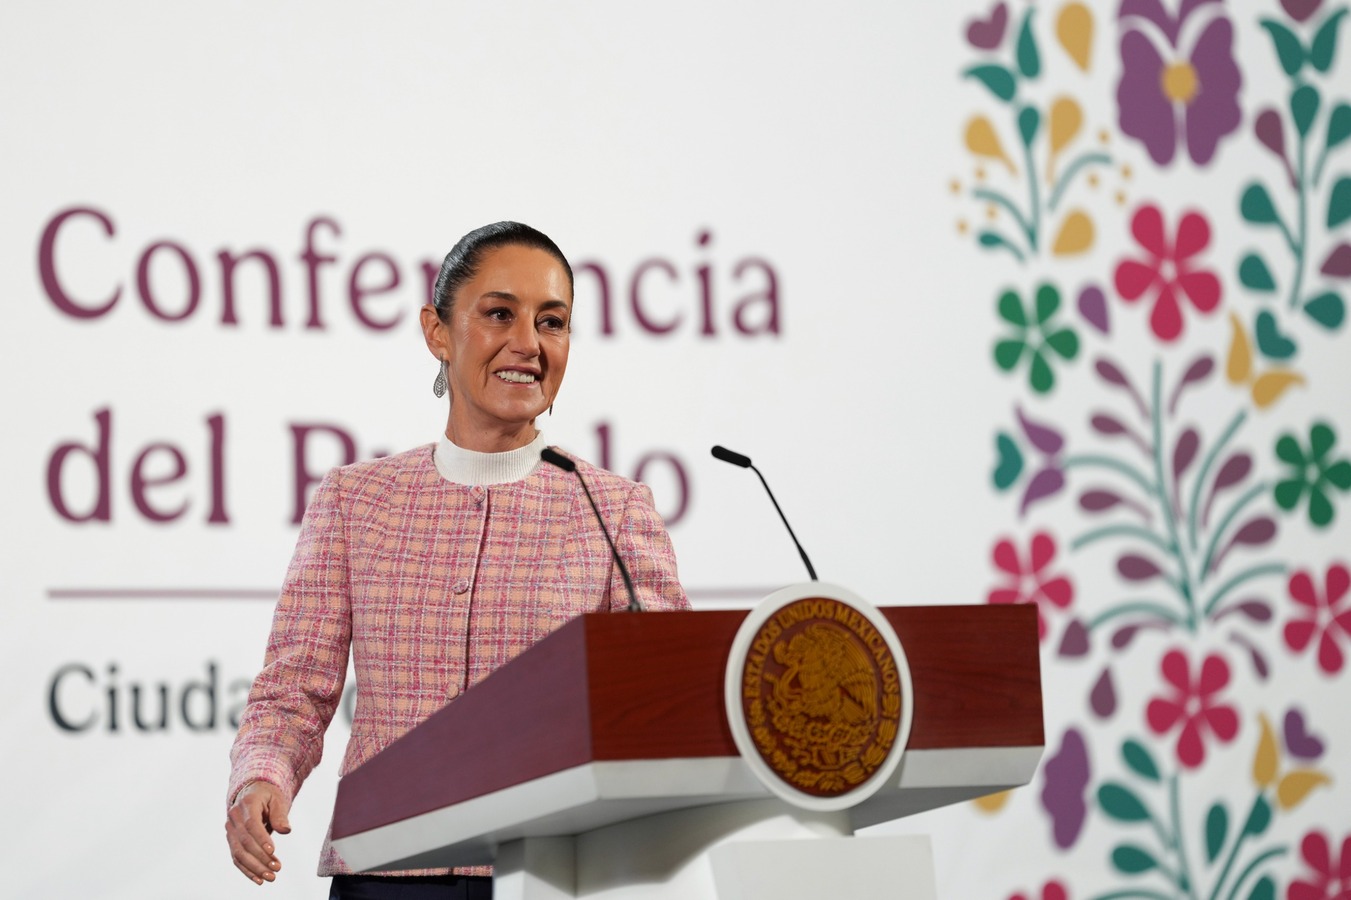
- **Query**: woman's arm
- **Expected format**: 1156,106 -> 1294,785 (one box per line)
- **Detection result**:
225,470 -> 353,882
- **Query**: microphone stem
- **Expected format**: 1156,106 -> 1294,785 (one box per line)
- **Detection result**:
574,474 -> 642,612
750,464 -> 818,581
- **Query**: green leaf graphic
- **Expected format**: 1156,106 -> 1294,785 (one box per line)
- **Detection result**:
1122,740 -> 1160,782
1019,105 -> 1040,147
1261,19 -> 1307,75
1328,103 -> 1351,151
1329,176 -> 1351,229
1310,9 -> 1348,73
1305,291 -> 1346,329
1239,253 -> 1277,291
1016,10 -> 1040,78
1248,875 -> 1276,900
993,432 -> 1023,490
1242,183 -> 1280,225
1112,844 -> 1159,874
1244,795 -> 1273,836
1205,801 -> 1228,863
1099,783 -> 1150,822
1291,84 -> 1321,137
965,65 -> 1017,102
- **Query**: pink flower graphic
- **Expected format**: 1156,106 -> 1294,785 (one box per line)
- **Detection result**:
1289,830 -> 1351,900
1008,880 -> 1069,900
1284,563 -> 1351,674
1145,649 -> 1239,768
987,532 -> 1074,640
1114,204 -> 1221,341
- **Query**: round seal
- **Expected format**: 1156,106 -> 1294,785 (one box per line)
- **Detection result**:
725,583 -> 914,811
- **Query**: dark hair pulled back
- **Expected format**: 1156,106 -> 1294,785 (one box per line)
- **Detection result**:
431,221 -> 574,321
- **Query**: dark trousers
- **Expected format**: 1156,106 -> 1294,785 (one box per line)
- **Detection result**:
328,874 -> 493,900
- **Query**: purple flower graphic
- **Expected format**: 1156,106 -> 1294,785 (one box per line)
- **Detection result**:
1117,0 -> 1242,165
1040,727 -> 1090,849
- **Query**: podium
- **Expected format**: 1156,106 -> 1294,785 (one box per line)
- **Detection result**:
331,601 -> 1042,899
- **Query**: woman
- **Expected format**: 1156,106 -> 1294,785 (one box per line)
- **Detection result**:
225,222 -> 688,898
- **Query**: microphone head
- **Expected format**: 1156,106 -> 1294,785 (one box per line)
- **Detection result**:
540,447 -> 577,473
711,445 -> 752,468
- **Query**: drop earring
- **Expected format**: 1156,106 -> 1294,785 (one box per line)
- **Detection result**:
432,359 -> 448,398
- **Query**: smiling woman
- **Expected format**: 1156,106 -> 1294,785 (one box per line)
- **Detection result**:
422,229 -> 574,451
224,222 -> 690,899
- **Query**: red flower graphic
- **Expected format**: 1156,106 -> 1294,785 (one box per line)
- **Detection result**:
1008,880 -> 1069,900
987,532 -> 1074,640
1289,829 -> 1351,900
1284,563 -> 1351,675
1145,649 -> 1239,768
1113,204 -> 1221,341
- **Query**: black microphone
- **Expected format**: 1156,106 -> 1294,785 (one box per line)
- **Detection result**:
541,447 -> 642,612
710,445 -> 818,581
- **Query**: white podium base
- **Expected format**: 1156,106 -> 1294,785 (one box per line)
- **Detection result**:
492,798 -> 936,900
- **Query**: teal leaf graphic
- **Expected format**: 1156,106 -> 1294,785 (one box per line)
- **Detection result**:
1310,9 -> 1347,73
979,230 -> 1024,259
1242,183 -> 1280,225
1329,176 -> 1351,229
1239,253 -> 1277,291
1112,844 -> 1159,874
1099,783 -> 1150,822
1244,795 -> 1272,836
1205,801 -> 1228,863
1255,310 -> 1298,359
1329,103 -> 1351,152
1291,84 -> 1321,137
965,64 -> 1017,102
993,432 -> 1024,490
1016,10 -> 1041,78
1261,19 -> 1307,75
1019,105 -> 1041,147
1248,875 -> 1276,900
1122,739 -> 1160,782
1305,291 -> 1346,329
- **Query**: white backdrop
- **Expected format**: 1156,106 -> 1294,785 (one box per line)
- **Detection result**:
3,2 -> 1349,898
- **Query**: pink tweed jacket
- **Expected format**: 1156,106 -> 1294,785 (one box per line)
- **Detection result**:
227,444 -> 688,876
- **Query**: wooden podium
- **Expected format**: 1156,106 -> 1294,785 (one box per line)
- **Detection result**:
331,602 -> 1043,899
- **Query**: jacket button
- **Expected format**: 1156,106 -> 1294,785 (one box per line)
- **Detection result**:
453,579 -> 470,594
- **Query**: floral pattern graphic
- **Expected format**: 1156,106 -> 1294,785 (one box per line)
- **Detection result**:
956,1 -> 1349,897
987,531 -> 1075,639
1113,204 -> 1222,340
1274,422 -> 1351,527
1145,648 -> 1239,767
1288,829 -> 1351,900
994,284 -> 1082,392
1116,0 -> 1243,166
1284,563 -> 1351,673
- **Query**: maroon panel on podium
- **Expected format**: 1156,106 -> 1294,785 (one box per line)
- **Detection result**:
332,604 -> 1040,842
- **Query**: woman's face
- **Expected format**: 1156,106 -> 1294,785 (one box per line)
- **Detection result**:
421,243 -> 572,449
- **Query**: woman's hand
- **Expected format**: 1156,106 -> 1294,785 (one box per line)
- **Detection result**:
226,781 -> 291,885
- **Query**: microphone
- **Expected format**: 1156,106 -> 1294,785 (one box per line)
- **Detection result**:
710,445 -> 818,581
541,447 -> 642,612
